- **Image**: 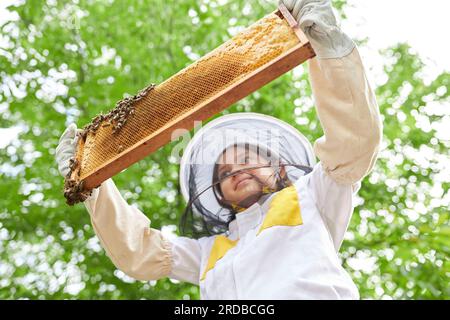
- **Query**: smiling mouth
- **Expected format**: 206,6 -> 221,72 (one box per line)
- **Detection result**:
236,177 -> 252,190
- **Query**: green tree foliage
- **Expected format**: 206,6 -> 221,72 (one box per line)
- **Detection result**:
0,0 -> 448,299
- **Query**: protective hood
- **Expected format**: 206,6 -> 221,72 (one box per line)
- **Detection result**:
179,112 -> 316,218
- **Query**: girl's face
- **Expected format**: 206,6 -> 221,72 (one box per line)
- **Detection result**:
216,146 -> 283,209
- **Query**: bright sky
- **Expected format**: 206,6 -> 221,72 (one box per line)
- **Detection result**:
342,0 -> 449,73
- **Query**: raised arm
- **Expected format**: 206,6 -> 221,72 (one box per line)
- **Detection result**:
83,180 -> 173,281
309,46 -> 382,184
301,48 -> 382,250
56,125 -> 202,284
281,0 -> 382,184
84,180 -> 202,284
284,0 -> 383,250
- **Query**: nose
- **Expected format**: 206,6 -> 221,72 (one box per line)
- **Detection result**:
232,169 -> 252,181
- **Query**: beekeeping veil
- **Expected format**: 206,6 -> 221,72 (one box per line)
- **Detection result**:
179,112 -> 315,237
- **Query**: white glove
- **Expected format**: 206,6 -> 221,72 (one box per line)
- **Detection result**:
55,123 -> 80,177
56,124 -> 101,203
280,0 -> 355,59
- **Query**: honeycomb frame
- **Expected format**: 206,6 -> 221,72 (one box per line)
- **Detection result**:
64,5 -> 316,205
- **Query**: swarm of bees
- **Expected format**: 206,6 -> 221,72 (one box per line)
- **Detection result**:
65,83 -> 157,205
77,83 -> 156,141
63,158 -> 92,205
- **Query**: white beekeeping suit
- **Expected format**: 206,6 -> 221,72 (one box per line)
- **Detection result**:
55,0 -> 382,299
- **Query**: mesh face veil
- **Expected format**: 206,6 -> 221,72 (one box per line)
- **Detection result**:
179,113 -> 316,238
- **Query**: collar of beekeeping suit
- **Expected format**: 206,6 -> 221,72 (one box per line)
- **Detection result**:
179,112 -> 316,216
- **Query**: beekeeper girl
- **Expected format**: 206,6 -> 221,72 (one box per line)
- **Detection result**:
55,0 -> 382,299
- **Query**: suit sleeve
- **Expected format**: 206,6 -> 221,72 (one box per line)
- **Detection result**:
303,45 -> 382,250
84,179 -> 201,284
308,45 -> 383,185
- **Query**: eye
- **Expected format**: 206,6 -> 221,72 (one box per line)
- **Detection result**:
220,170 -> 231,179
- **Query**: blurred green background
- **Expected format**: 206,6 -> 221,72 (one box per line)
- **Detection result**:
0,0 -> 449,299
